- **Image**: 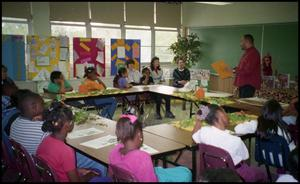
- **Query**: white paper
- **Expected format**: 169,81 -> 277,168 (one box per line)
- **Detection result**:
190,69 -> 210,80
50,50 -> 56,59
201,80 -> 208,87
32,69 -> 50,81
68,127 -> 104,139
29,64 -> 38,73
97,64 -> 103,76
117,46 -> 125,58
179,80 -> 198,92
140,144 -> 158,154
40,45 -> 49,55
73,50 -> 79,62
96,38 -> 105,50
36,56 -> 50,66
60,47 -> 68,61
76,64 -> 86,78
96,51 -> 104,64
80,135 -> 117,149
205,91 -> 233,98
60,36 -> 69,47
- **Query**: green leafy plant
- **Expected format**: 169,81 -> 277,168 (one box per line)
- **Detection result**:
169,33 -> 202,68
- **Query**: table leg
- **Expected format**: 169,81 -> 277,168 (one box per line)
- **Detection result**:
163,156 -> 167,168
190,101 -> 193,118
192,147 -> 197,181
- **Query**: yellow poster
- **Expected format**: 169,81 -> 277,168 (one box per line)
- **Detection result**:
211,60 -> 233,79
27,36 -> 70,80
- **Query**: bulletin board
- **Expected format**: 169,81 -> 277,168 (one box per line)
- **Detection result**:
27,35 -> 70,81
73,37 -> 105,78
2,35 -> 26,81
111,39 -> 141,76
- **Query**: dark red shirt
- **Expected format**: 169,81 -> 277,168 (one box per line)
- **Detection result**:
234,47 -> 262,89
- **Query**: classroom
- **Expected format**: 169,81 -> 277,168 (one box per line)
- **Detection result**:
2,1 -> 298,182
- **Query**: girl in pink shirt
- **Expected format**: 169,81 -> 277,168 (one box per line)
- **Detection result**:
109,114 -> 192,182
36,101 -> 111,182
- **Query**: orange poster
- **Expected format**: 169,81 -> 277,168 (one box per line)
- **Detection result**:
211,60 -> 233,79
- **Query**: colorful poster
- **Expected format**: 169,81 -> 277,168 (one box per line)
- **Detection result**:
111,39 -> 141,76
2,35 -> 26,81
73,37 -> 105,77
27,35 -> 70,80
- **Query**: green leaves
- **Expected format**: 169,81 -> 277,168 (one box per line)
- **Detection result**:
169,33 -> 202,68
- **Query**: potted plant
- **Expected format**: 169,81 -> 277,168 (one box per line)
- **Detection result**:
169,33 -> 202,68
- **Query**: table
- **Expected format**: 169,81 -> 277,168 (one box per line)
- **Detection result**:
144,123 -> 255,181
66,117 -> 186,167
61,85 -> 234,118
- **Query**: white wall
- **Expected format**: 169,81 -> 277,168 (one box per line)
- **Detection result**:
182,2 -> 298,27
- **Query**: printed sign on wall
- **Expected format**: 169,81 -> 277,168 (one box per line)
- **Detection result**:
73,38 -> 105,78
27,36 -> 70,81
111,39 -> 140,76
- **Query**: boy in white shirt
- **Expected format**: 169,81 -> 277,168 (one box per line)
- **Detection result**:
126,59 -> 142,85
192,104 -> 267,182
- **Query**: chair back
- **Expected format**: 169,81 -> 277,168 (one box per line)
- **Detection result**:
199,143 -> 236,176
2,107 -> 20,136
9,138 -> 40,182
109,164 -> 138,182
288,124 -> 298,146
255,133 -> 290,169
32,154 -> 58,182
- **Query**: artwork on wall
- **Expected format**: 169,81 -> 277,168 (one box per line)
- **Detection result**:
111,39 -> 141,76
262,75 -> 275,88
73,38 -> 105,78
211,60 -> 233,79
2,35 -> 26,81
27,35 -> 70,81
277,73 -> 290,89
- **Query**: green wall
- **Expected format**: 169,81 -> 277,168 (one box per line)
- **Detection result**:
190,22 -> 298,79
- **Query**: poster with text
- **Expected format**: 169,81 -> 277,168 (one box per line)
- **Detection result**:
2,35 -> 26,81
111,39 -> 140,76
27,36 -> 70,81
73,37 -> 105,78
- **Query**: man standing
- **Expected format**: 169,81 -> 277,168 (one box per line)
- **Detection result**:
234,34 -> 261,98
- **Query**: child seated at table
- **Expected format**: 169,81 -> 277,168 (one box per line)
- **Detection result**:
234,99 -> 296,151
82,67 -> 117,119
37,101 -> 111,182
113,67 -> 133,89
109,114 -> 192,182
140,67 -> 154,85
192,104 -> 268,182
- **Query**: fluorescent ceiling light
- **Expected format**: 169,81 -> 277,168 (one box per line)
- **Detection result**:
196,2 -> 232,5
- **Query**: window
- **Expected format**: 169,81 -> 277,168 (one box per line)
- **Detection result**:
92,25 -> 121,76
155,29 -> 178,63
126,27 -> 151,63
51,22 -> 87,78
2,17 -> 29,36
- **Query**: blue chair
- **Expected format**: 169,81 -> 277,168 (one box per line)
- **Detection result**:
255,133 -> 290,181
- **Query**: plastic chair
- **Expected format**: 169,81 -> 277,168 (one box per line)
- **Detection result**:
1,141 -> 20,181
255,133 -> 290,181
109,164 -> 138,182
287,124 -> 298,146
2,107 -> 20,136
9,138 -> 40,182
198,143 -> 236,177
32,154 -> 58,182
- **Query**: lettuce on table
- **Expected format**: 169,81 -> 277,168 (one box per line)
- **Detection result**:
172,112 -> 257,132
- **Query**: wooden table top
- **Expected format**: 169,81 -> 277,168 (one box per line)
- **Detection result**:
144,124 -> 195,147
66,117 -> 186,165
